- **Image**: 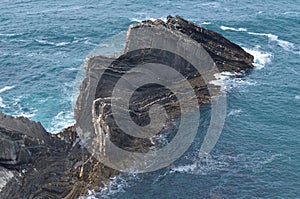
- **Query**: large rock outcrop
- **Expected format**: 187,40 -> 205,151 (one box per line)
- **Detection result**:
0,16 -> 254,198
75,16 -> 254,172
0,112 -> 118,199
143,16 -> 254,72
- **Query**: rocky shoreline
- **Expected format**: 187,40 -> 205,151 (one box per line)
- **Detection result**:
0,16 -> 254,198
0,112 -> 118,198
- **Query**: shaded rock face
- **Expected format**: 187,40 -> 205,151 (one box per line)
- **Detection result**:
0,16 -> 254,198
143,16 -> 254,72
0,113 -> 118,199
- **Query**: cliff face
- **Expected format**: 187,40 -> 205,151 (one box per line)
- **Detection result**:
141,16 -> 254,72
0,112 -> 118,199
75,16 -> 254,172
0,16 -> 253,198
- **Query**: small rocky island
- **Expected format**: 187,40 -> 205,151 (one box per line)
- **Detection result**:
0,16 -> 254,198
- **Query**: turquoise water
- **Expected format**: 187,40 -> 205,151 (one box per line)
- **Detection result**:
0,1 -> 299,198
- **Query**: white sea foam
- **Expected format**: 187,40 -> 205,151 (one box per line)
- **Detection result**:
243,47 -> 272,69
0,86 -> 15,93
170,162 -> 198,173
130,17 -> 167,23
202,22 -> 211,25
228,108 -> 242,116
5,95 -> 37,118
35,39 -> 72,47
170,155 -> 229,175
55,42 -> 71,46
247,32 -> 295,52
220,26 -> 247,32
65,67 -> 79,71
49,111 -> 75,133
210,71 -> 257,93
209,72 -> 237,91
18,112 -> 36,118
295,95 -> 300,100
0,33 -> 22,37
35,39 -> 56,45
201,2 -> 220,8
0,97 -> 5,108
170,152 -> 284,175
91,173 -> 139,199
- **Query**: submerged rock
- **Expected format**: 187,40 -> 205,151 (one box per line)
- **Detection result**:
0,16 -> 253,198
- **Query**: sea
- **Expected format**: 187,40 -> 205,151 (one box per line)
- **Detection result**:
0,0 -> 299,198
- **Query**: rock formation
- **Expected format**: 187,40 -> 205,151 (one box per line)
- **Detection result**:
0,112 -> 117,198
0,16 -> 254,198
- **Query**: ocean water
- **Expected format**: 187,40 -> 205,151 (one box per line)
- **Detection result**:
0,0 -> 299,198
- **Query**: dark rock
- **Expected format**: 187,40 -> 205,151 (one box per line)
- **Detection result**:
142,16 -> 254,72
1,16 -> 254,198
0,111 -> 118,199
75,16 -> 254,172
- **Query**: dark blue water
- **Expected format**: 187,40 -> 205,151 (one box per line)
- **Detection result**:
0,1 -> 299,198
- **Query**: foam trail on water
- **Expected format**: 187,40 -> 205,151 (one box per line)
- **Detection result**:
220,26 -> 247,32
243,47 -> 272,69
248,32 -> 296,52
170,152 -> 284,175
35,39 -> 73,47
0,33 -> 23,37
0,86 -> 15,94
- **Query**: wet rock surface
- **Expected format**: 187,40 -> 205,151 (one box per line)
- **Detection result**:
0,16 -> 253,198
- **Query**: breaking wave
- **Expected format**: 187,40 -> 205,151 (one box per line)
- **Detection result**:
48,111 -> 74,133
243,47 -> 272,69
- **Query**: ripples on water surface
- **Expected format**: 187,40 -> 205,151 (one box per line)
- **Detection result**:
0,0 -> 299,198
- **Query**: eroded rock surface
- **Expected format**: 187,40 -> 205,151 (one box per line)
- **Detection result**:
74,16 -> 254,172
1,16 -> 253,198
0,112 -> 117,199
140,16 -> 254,72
